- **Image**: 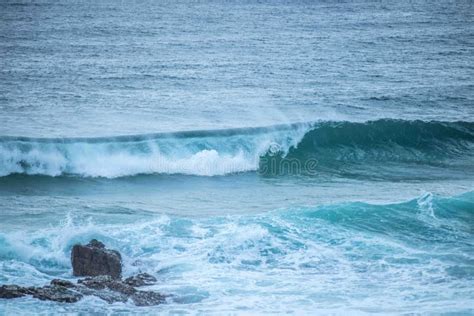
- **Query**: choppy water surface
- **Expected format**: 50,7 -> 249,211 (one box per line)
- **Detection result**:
1,0 -> 473,314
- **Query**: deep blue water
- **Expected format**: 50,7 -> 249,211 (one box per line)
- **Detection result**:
1,0 -> 473,314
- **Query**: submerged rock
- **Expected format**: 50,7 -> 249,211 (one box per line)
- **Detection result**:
71,239 -> 122,279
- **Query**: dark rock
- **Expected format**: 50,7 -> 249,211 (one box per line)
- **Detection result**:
88,239 -> 105,249
23,287 -> 37,295
79,275 -> 135,295
0,284 -> 82,303
77,275 -> 113,290
51,279 -> 75,288
76,274 -> 166,304
31,286 -> 82,303
71,239 -> 122,279
124,273 -> 157,287
1,240 -> 166,306
76,275 -> 165,305
107,280 -> 136,296
87,290 -> 128,304
1,276 -> 165,306
0,285 -> 27,299
74,284 -> 129,304
132,290 -> 166,306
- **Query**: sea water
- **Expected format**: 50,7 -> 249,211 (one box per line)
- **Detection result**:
1,0 -> 473,314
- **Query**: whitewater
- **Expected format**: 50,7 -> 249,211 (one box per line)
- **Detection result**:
1,120 -> 473,178
1,0 -> 473,314
1,120 -> 473,314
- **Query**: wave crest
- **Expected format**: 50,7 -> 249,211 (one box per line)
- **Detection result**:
0,120 -> 473,178
0,123 -> 310,177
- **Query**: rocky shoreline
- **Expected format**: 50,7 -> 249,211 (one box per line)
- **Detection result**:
0,239 -> 166,306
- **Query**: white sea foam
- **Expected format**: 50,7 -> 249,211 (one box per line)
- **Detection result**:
1,192 -> 472,314
0,125 -> 311,178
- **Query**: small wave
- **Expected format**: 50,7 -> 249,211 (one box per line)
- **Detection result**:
1,191 -> 472,268
0,120 -> 473,178
285,191 -> 474,239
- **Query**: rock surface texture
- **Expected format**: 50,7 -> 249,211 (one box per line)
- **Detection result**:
71,239 -> 122,279
0,276 -> 165,306
124,273 -> 158,287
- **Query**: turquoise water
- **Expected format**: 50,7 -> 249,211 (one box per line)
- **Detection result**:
1,190 -> 473,314
1,0 -> 474,314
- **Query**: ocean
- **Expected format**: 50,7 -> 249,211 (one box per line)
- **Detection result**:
1,0 -> 473,314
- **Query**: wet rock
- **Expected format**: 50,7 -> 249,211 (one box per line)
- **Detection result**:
79,275 -> 135,295
51,279 -> 75,288
85,289 -> 129,304
77,275 -> 112,290
74,283 -> 129,304
0,284 -> 82,303
1,239 -> 166,306
71,239 -> 122,279
31,286 -> 82,303
124,273 -> 157,287
0,285 -> 27,299
76,275 -> 165,305
106,280 -> 136,296
1,276 -> 165,306
132,290 -> 166,306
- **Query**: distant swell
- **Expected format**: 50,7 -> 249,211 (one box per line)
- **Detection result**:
0,120 -> 473,178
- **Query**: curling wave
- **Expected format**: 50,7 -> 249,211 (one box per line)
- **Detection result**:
0,119 -> 473,178
0,123 -> 311,177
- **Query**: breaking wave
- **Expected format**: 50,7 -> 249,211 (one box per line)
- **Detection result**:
0,120 -> 473,178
